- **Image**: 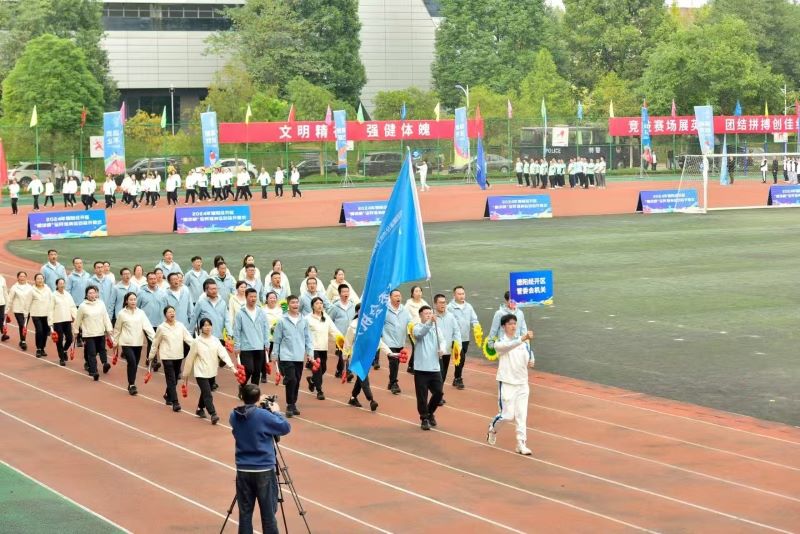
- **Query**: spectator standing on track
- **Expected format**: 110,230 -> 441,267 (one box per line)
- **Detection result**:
27,273 -> 53,358
184,170 -> 197,204
6,271 -> 31,350
760,157 -> 768,183
112,292 -> 155,395
271,295 -> 313,418
27,175 -> 43,211
290,165 -> 301,198
448,285 -> 480,391
412,305 -> 445,431
521,157 -> 529,187
8,179 -> 20,214
49,278 -> 76,365
41,249 -> 66,291
258,167 -> 271,200
772,158 -> 779,184
417,159 -> 430,192
165,170 -> 180,205
103,175 -> 116,209
274,166 -> 284,197
43,179 -> 55,207
149,305 -> 194,412
183,317 -> 237,425
73,285 -> 113,381
515,157 -> 524,186
80,176 -> 93,210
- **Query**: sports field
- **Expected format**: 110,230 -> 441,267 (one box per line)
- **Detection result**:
10,208 -> 800,426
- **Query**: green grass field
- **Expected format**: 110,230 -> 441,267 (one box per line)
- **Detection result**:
8,209 -> 800,426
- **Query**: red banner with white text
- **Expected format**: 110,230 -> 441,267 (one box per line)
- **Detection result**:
219,119 -> 485,144
608,115 -> 800,137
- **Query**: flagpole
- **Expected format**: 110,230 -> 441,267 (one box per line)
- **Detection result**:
35,124 -> 40,181
79,124 -> 85,177
507,115 -> 512,179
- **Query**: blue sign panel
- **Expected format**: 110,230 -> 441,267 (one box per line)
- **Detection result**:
767,184 -> 800,206
173,205 -> 251,233
27,209 -> 108,240
338,201 -> 388,227
636,189 -> 699,213
201,111 -> 220,167
484,195 -> 553,220
509,270 -> 554,307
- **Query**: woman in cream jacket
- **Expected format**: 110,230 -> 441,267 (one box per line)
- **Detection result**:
49,278 -> 77,365
112,292 -> 156,395
325,268 -> 360,305
183,317 -> 236,425
0,273 -> 10,342
149,305 -> 194,412
6,271 -> 32,350
27,273 -> 53,358
305,296 -> 342,400
73,285 -> 113,381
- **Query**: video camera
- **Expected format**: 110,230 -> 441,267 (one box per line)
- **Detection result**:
258,394 -> 279,410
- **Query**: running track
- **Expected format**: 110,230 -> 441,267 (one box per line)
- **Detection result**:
1,180 -> 798,532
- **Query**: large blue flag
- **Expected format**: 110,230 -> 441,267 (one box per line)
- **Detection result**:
350,153 -> 430,379
734,100 -> 742,117
475,136 -> 487,190
720,133 -> 729,186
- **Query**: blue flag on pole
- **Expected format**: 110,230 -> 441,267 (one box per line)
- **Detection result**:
349,153 -> 430,379
720,133 -> 729,186
475,136 -> 487,190
734,101 -> 742,117
401,102 -> 407,120
577,101 -> 584,121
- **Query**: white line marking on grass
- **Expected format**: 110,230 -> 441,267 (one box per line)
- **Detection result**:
719,331 -> 728,335
755,352 -> 767,356
605,327 -> 614,330
648,320 -> 657,323
674,338 -> 685,342
609,314 -> 616,317
0,460 -> 133,534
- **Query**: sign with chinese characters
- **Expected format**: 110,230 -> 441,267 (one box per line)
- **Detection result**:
509,270 -> 553,307
27,210 -> 108,240
609,115 -> 800,136
172,205 -> 251,233
334,110 -> 348,170
89,136 -> 104,158
103,111 -> 125,174
552,127 -> 569,147
219,119 -> 484,144
483,195 -> 553,220
201,112 -> 220,167
694,106 -> 714,155
636,189 -> 699,213
338,201 -> 388,227
767,184 -> 800,207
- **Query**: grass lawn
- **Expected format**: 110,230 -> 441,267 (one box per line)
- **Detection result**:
9,209 -> 800,426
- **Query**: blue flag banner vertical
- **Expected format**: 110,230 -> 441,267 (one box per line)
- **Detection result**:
453,107 -> 469,168
720,133 -> 729,185
475,136 -> 487,190
350,153 -> 430,379
334,110 -> 348,170
641,106 -> 652,164
201,112 -> 220,167
694,105 -> 715,155
103,111 -> 126,175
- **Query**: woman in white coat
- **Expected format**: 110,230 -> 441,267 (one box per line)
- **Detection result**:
112,292 -> 156,395
6,271 -> 32,350
49,278 -> 77,364
27,273 -> 53,358
149,305 -> 194,412
183,317 -> 236,424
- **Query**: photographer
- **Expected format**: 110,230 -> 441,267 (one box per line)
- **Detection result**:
230,384 -> 291,534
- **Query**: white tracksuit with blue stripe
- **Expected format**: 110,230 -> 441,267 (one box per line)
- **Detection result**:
490,334 -> 534,443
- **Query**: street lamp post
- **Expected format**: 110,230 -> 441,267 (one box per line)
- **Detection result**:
454,84 -> 472,180
169,84 -> 176,135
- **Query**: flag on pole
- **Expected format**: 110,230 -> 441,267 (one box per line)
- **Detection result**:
764,101 -> 769,117
434,102 -> 441,121
507,99 -> 513,120
119,102 -> 127,125
0,138 -> 8,187
245,104 -> 253,125
720,133 -> 729,186
161,106 -> 168,129
541,98 -> 547,122
287,104 -> 296,123
400,102 -> 407,120
30,106 -> 38,128
609,99 -> 615,118
475,136 -> 487,191
671,99 -> 677,118
734,100 -> 742,116
357,102 -> 365,124
577,101 -> 583,121
349,152 -> 430,379
324,105 -> 332,126
80,107 -> 87,128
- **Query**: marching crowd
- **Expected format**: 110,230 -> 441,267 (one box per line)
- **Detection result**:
515,156 -> 608,189
0,249 -> 537,454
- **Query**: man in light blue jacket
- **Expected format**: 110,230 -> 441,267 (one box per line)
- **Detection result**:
299,277 -> 328,315
66,257 -> 91,347
163,272 -> 193,328
447,285 -> 480,390
327,284 -> 355,380
210,262 -> 235,303
110,267 -> 139,322
41,249 -> 67,291
233,288 -> 269,385
433,294 -> 461,406
184,256 -> 209,304
89,260 -> 115,319
382,289 -> 410,394
155,249 -> 182,277
191,279 -> 233,392
413,305 -> 445,431
272,295 -> 313,418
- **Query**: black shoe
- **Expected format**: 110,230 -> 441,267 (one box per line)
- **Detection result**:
316,391 -> 325,400
35,349 -> 43,358
59,359 -> 66,366
152,361 -> 161,372
20,341 -> 27,351
306,376 -> 315,392
103,362 -> 111,374
172,403 -> 182,412
391,383 -> 401,395
211,382 -> 219,391
454,378 -> 465,390
1,334 -> 9,341
406,366 -> 414,374
334,371 -> 342,378
348,397 -> 362,408
438,398 -> 446,406
211,414 -> 220,425
93,373 -> 100,381
195,408 -> 206,419
128,385 -> 138,396
291,405 -> 300,416
370,400 -> 379,412
285,406 -> 294,418
39,351 -> 47,358
260,376 -> 267,384
346,372 -> 354,383
420,418 -> 431,431
372,363 -> 380,370
76,339 -> 83,348
163,393 -> 171,405
428,414 -> 438,427
84,362 -> 89,371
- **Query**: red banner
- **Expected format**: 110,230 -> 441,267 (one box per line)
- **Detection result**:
608,115 -> 800,137
0,138 -> 7,187
219,119 -> 484,144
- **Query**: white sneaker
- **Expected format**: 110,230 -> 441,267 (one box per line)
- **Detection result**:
486,425 -> 497,445
515,441 -> 532,455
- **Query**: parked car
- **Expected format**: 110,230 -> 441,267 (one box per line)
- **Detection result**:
8,162 -> 81,189
295,159 -> 345,178
357,152 -> 403,177
449,153 -> 512,174
124,158 -> 180,181
216,158 -> 258,178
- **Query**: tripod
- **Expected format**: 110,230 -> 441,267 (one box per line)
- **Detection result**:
220,438 -> 310,533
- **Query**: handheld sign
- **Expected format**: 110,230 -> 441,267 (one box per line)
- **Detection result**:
509,270 -> 553,307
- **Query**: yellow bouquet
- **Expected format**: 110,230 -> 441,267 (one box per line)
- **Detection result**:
482,336 -> 498,361
473,323 -> 484,348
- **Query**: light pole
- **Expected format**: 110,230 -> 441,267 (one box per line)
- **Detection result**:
454,84 -> 472,179
169,84 -> 176,135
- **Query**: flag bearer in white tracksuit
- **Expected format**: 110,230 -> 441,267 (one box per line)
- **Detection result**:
486,313 -> 535,455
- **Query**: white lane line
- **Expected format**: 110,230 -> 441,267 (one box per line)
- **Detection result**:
0,460 -> 133,534
463,366 -> 800,446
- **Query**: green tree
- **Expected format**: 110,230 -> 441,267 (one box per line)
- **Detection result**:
638,16 -> 784,115
372,88 -> 440,120
196,65 -> 287,123
709,0 -> 800,87
432,0 -> 549,108
2,34 -> 103,134
0,0 -> 115,109
284,77 -> 355,120
519,49 -> 575,121
587,72 -> 640,120
563,0 -> 671,90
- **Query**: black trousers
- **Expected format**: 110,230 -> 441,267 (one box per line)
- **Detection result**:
243,186 -> 252,199
84,335 -> 107,375
213,187 -> 222,201
454,341 -> 469,380
516,172 -> 523,185
352,376 -> 373,401
44,195 -> 54,207
31,316 -> 49,351
63,194 -> 70,207
14,312 -> 27,343
275,184 -> 283,197
311,350 -> 328,393
81,194 -> 92,210
291,184 -> 301,197
196,376 -> 217,415
167,191 -> 178,205
440,354 -> 451,384
162,359 -> 182,404
279,361 -> 303,406
773,170 -> 779,184
261,185 -> 268,199
388,346 -> 403,385
121,345 -> 142,385
52,321 -> 72,361
185,189 -> 196,203
240,349 -> 265,385
105,194 -> 114,209
235,186 -> 245,200
199,186 -> 209,200
260,342 -> 273,381
414,371 -> 443,420
236,469 -> 279,534
32,195 -> 40,210
11,198 -> 18,214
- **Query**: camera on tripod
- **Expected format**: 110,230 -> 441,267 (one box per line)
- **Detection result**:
258,394 -> 278,409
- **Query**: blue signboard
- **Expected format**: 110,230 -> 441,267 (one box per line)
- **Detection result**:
173,205 -> 251,233
694,105 -> 715,156
334,110 -> 348,170
27,210 -> 108,240
201,111 -> 220,167
509,270 -> 554,307
636,189 -> 699,213
453,106 -> 470,168
483,195 -> 553,220
338,201 -> 388,227
103,111 -> 126,175
767,184 -> 800,206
